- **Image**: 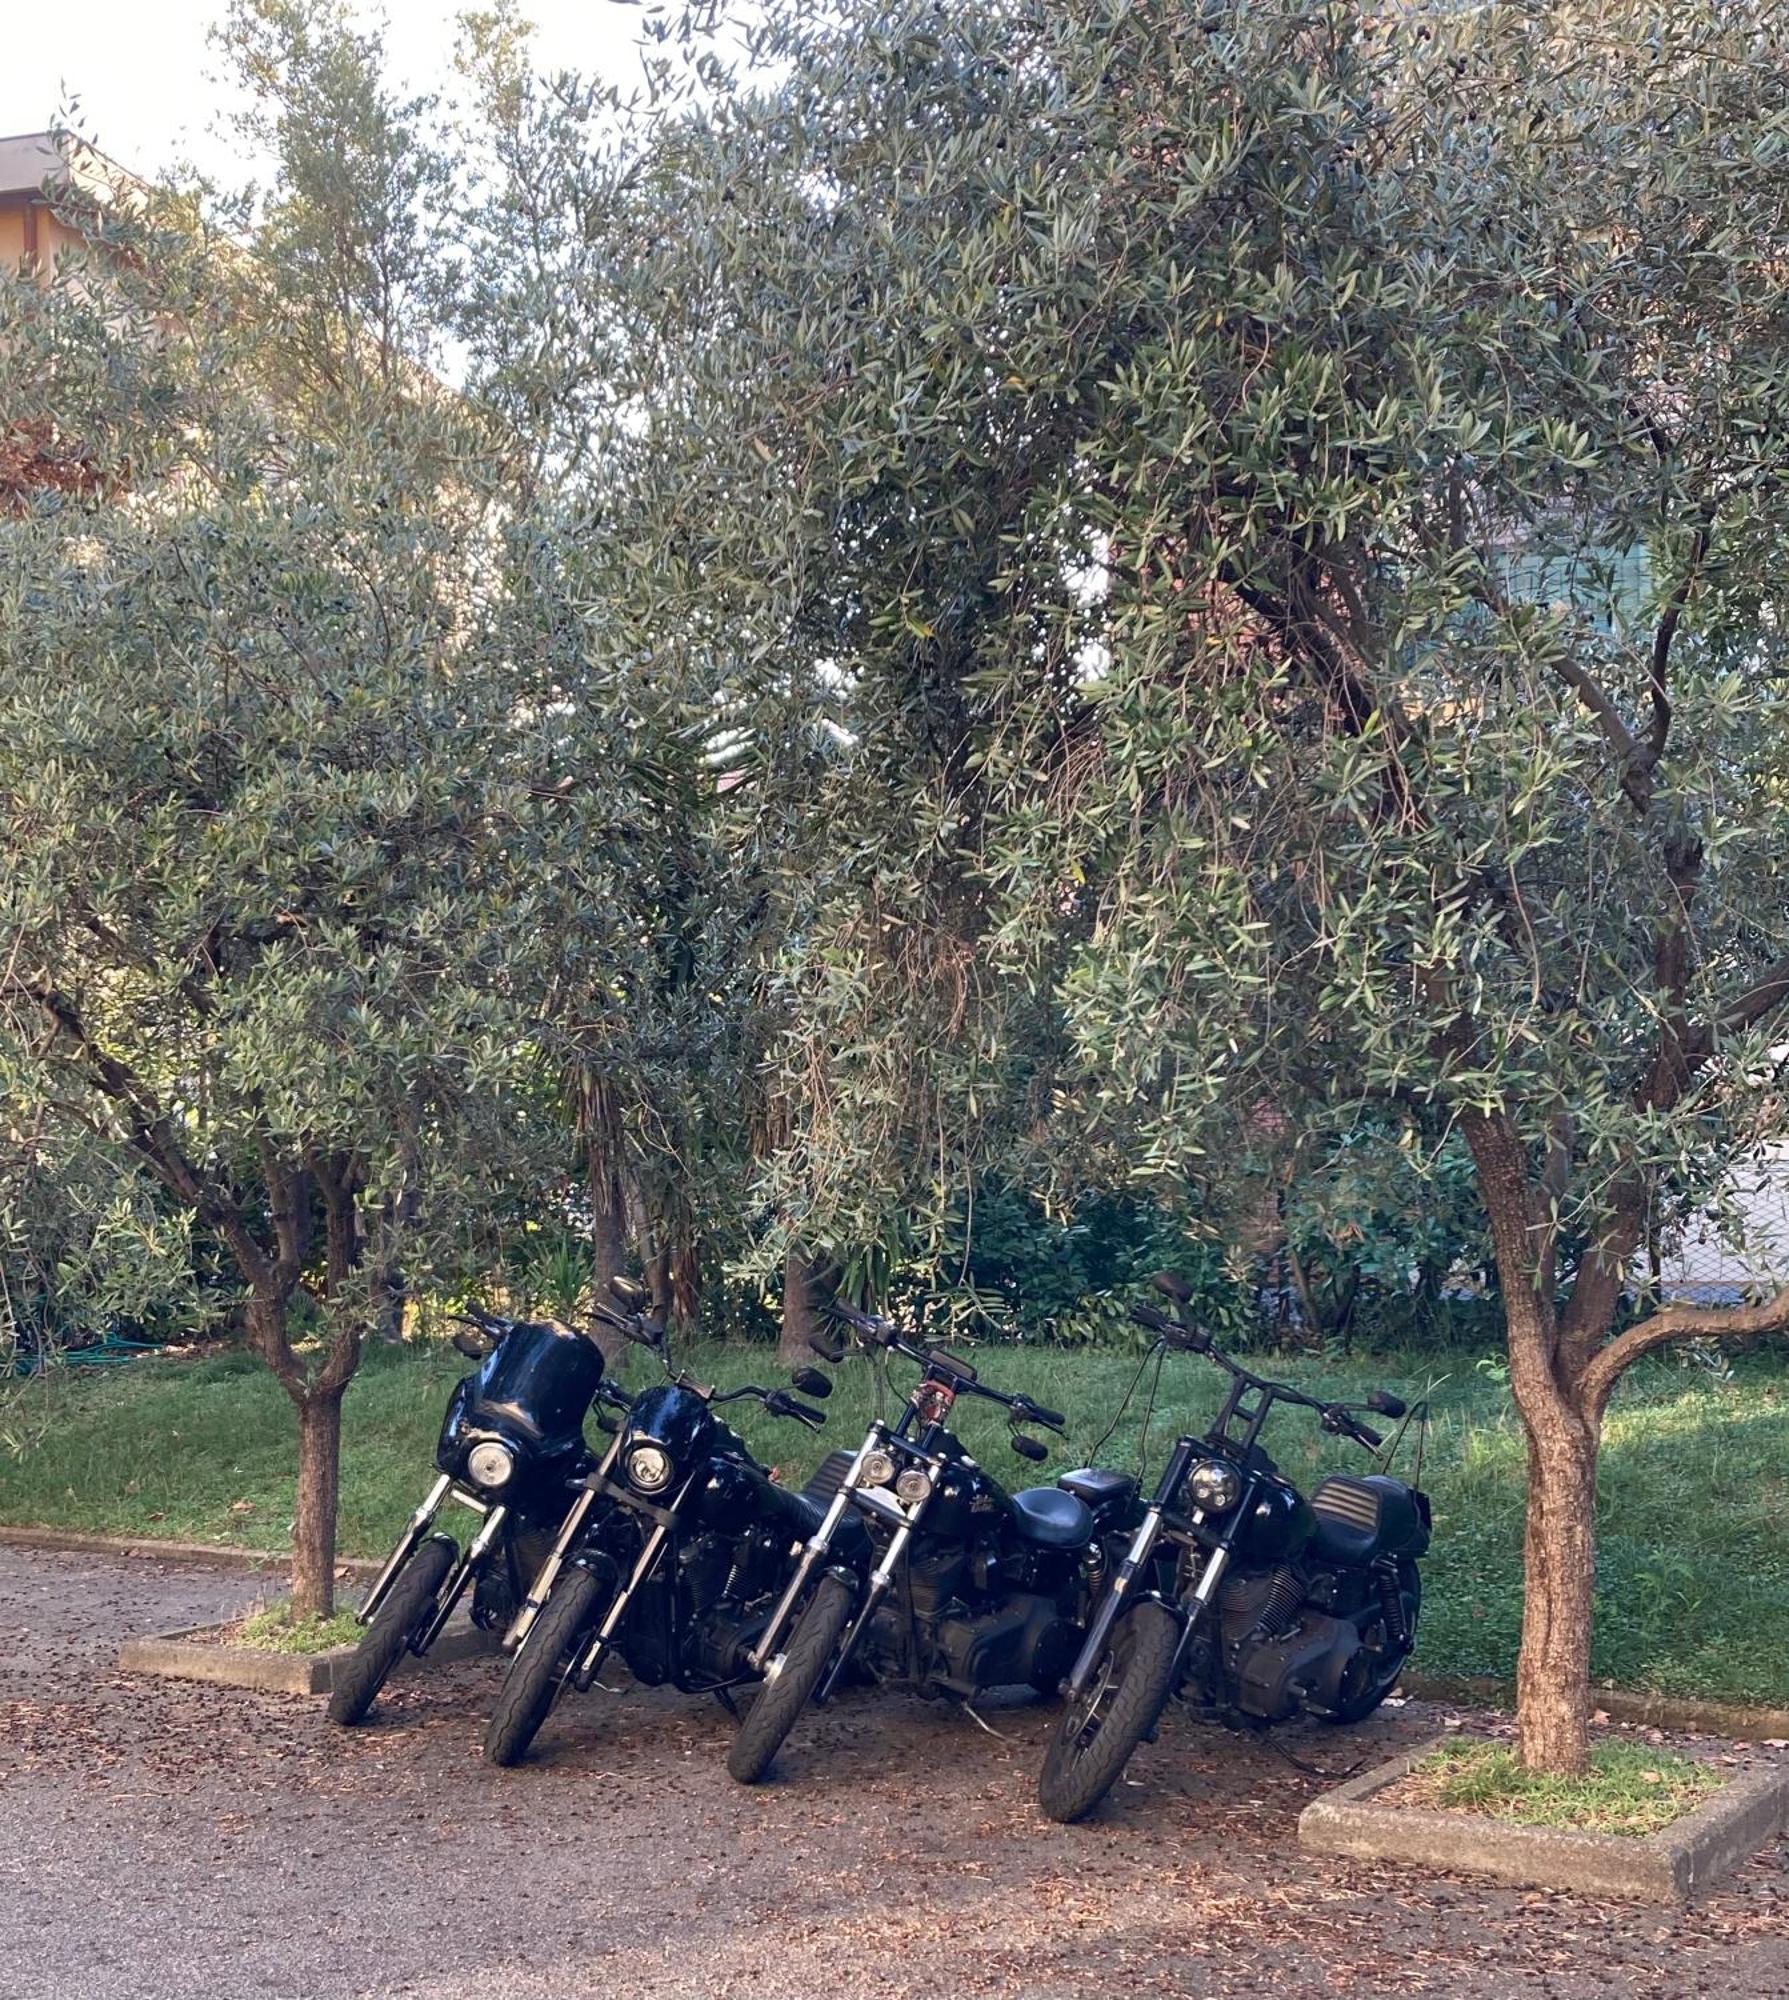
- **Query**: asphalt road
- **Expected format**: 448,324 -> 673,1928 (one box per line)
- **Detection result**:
0,1544 -> 1784,2000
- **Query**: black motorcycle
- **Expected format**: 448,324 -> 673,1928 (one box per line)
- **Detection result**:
725,1302 -> 1136,1785
481,1275 -> 842,1766
327,1303 -> 626,1726
1036,1273 -> 1430,1822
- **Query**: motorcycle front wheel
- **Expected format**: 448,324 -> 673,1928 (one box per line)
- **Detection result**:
326,1534 -> 457,1728
726,1570 -> 855,1786
1036,1597 -> 1180,1824
483,1561 -> 609,1767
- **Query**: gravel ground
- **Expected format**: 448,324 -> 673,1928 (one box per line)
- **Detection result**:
0,1544 -> 1784,2000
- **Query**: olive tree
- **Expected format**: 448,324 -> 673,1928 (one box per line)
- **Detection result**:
555,0 -> 1789,1770
0,3 -> 568,1615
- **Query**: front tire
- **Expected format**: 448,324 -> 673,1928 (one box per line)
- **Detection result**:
1037,1598 -> 1180,1824
327,1535 -> 456,1727
483,1562 -> 608,1768
727,1571 -> 855,1786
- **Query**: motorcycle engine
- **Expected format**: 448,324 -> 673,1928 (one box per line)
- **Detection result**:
1219,1566 -> 1367,1722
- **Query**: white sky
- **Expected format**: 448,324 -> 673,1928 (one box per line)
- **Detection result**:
1,0 -> 656,186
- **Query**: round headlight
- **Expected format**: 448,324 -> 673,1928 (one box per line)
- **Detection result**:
894,1468 -> 932,1506
625,1441 -> 675,1494
466,1440 -> 516,1491
860,1449 -> 898,1488
1186,1456 -> 1243,1514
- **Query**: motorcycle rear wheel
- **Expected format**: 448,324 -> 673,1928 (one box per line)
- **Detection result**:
1323,1559 -> 1421,1725
1036,1598 -> 1180,1824
726,1571 -> 855,1786
483,1561 -> 608,1767
326,1535 -> 456,1728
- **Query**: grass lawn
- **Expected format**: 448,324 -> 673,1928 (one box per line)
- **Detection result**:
1394,1737 -> 1724,1836
4,1336 -> 1787,1707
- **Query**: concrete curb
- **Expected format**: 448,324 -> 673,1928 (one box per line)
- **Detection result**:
1400,1671 -> 1789,1743
116,1618 -> 497,1696
1298,1733 -> 1789,1902
0,1524 -> 379,1579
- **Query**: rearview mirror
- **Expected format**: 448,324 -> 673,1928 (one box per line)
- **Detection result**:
609,1274 -> 649,1312
789,1367 -> 833,1398
808,1331 -> 847,1365
1011,1431 -> 1048,1463
451,1329 -> 489,1360
1151,1271 -> 1193,1305
1367,1389 -> 1408,1419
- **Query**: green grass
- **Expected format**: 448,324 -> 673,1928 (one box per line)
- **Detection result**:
233,1603 -> 361,1654
3,1336 -> 1787,1706
1399,1738 -> 1724,1836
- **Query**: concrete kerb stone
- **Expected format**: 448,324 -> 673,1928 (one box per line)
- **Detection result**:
1297,1733 -> 1789,1902
115,1617 -> 496,1696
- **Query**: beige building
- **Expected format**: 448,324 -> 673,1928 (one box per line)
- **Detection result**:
1,130 -> 133,275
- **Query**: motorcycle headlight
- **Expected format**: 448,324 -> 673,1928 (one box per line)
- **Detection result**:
625,1441 -> 675,1495
860,1448 -> 898,1488
466,1440 -> 517,1491
894,1468 -> 932,1506
1186,1456 -> 1243,1515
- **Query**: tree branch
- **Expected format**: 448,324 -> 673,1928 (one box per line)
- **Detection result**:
1580,1285 -> 1789,1419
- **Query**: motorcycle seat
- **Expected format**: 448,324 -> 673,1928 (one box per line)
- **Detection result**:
1056,1466 -> 1137,1514
1010,1486 -> 1096,1550
1309,1474 -> 1430,1567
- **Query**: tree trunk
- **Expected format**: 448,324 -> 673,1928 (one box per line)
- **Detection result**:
780,1247 -> 821,1365
1512,1415 -> 1598,1772
291,1389 -> 345,1620
588,1152 -> 628,1295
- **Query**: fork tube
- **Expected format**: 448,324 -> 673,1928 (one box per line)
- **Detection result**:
571,1510 -> 675,1684
357,1475 -> 452,1626
747,1431 -> 880,1671
417,1503 -> 509,1651
504,1433 -> 625,1652
1065,1506 -> 1164,1696
814,1517 -> 913,1705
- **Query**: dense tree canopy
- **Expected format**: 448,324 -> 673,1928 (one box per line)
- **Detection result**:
6,0 -> 1789,1759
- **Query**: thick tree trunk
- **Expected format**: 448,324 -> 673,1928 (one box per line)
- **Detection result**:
291,1389 -> 345,1620
1512,1417 -> 1599,1772
779,1247 -> 821,1366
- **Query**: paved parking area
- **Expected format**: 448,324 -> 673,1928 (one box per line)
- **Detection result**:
0,1544 -> 1785,2000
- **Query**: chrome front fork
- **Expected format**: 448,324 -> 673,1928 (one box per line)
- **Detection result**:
357,1474 -> 453,1625
569,1501 -> 682,1686
1065,1505 -> 1165,1696
503,1433 -> 626,1654
416,1499 -> 510,1651
746,1431 -> 881,1674
812,1514 -> 917,1705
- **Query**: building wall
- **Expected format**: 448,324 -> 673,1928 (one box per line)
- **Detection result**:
0,196 -> 92,277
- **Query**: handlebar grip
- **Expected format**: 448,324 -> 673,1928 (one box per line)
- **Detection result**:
1353,1419 -> 1385,1450
1016,1398 -> 1066,1429
766,1392 -> 827,1428
1130,1304 -> 1175,1334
